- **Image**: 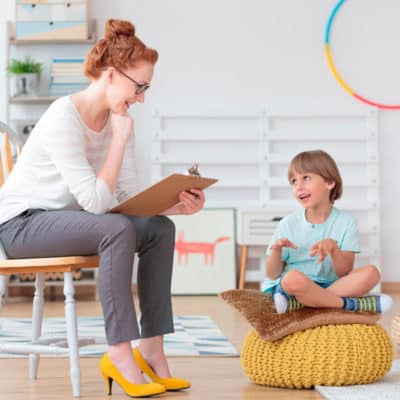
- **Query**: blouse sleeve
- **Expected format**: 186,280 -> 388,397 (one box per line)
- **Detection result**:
40,116 -> 114,214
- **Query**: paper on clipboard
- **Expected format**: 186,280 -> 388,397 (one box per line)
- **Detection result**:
110,173 -> 218,216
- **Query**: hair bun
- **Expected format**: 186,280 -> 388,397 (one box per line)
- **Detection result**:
104,19 -> 135,40
84,19 -> 158,79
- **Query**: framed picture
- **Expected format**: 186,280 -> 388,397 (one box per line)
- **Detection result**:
169,208 -> 236,295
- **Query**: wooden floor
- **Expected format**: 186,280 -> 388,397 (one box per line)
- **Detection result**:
0,292 -> 399,400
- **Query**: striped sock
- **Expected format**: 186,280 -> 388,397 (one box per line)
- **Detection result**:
343,294 -> 393,314
342,295 -> 382,313
287,296 -> 305,311
273,291 -> 304,313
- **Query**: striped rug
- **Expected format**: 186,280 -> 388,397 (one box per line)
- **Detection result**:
0,315 -> 239,357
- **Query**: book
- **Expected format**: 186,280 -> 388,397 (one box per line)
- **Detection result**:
110,173 -> 218,216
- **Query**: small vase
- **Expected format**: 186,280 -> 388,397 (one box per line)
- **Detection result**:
11,73 -> 40,97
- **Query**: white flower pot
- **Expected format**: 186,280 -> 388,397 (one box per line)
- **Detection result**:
10,73 -> 40,97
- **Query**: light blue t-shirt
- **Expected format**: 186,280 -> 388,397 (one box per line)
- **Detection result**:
261,207 -> 360,293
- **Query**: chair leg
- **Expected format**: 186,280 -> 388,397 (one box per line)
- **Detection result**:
238,245 -> 249,289
30,273 -> 45,380
64,271 -> 81,398
0,275 -> 9,311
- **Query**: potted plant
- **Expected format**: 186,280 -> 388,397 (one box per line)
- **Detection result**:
7,56 -> 44,97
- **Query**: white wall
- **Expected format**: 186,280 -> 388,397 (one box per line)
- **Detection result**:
1,0 -> 400,281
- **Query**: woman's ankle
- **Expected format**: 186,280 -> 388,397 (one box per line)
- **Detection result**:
108,344 -> 147,384
138,344 -> 171,378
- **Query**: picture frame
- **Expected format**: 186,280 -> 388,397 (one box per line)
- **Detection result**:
169,208 -> 237,295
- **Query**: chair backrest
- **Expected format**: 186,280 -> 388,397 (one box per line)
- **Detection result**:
0,122 -> 24,186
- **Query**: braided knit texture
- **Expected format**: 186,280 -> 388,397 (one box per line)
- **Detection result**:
241,325 -> 393,389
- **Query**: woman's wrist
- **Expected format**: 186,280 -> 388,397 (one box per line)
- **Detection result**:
110,133 -> 129,148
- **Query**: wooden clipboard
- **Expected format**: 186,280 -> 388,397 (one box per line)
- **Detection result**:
110,173 -> 218,216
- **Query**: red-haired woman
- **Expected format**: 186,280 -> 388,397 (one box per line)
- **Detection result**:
0,19 -> 202,397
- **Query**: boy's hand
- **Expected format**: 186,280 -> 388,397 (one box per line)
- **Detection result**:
270,238 -> 298,252
310,239 -> 338,263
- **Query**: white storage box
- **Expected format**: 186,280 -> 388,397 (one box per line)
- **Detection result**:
15,1 -> 87,40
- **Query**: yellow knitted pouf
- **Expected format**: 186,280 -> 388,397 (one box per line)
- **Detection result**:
241,324 -> 393,389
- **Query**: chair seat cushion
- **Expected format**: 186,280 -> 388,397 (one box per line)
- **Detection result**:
241,325 -> 393,388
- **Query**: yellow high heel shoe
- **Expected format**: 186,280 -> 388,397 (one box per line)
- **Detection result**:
99,353 -> 166,397
133,347 -> 191,391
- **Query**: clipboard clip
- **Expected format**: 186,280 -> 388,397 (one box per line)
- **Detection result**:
187,163 -> 201,177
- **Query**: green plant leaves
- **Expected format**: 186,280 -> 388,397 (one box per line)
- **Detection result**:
7,56 -> 43,74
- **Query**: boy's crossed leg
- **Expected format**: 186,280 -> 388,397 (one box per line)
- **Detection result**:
273,266 -> 392,314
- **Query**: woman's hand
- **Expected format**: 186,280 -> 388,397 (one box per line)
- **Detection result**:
110,112 -> 133,144
177,189 -> 205,215
161,189 -> 205,215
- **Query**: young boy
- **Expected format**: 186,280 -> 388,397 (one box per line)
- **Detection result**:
262,150 -> 392,314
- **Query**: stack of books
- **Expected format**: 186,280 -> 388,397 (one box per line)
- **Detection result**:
49,58 -> 89,96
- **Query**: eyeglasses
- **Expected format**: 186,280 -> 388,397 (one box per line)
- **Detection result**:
114,67 -> 150,95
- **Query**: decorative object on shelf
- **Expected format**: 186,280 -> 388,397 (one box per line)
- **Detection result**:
7,56 -> 43,96
169,209 -> 236,294
49,58 -> 88,96
15,0 -> 88,41
325,0 -> 400,109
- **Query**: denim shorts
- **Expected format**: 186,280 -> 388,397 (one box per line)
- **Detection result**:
273,277 -> 336,297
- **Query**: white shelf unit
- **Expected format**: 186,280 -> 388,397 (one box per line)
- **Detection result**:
152,108 -> 380,288
5,19 -> 96,136
151,108 -> 267,209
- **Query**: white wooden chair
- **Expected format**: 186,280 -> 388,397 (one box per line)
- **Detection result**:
0,122 -> 100,397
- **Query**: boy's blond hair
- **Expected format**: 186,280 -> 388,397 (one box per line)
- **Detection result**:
288,150 -> 342,203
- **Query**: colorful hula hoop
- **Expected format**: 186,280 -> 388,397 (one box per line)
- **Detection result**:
325,0 -> 400,109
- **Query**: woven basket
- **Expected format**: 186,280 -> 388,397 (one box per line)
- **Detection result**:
392,315 -> 400,346
242,324 -> 393,389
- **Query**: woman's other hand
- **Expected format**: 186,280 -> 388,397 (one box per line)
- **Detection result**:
177,189 -> 205,215
161,189 -> 205,215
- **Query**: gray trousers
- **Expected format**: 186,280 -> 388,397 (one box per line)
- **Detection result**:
0,209 -> 175,345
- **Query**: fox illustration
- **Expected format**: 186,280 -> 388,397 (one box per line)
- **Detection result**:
174,231 -> 231,265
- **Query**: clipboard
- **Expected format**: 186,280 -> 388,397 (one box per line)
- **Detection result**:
110,173 -> 218,216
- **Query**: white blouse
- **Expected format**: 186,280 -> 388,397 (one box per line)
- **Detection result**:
0,96 -> 138,225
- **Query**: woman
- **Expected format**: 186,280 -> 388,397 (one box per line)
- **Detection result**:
0,19 -> 203,397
